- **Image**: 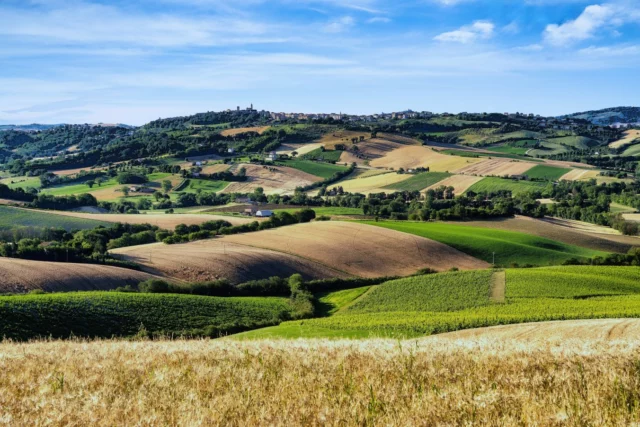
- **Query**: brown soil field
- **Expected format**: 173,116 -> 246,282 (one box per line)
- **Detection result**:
541,216 -> 624,235
330,172 -> 411,194
27,209 -> 255,228
220,126 -> 270,137
376,132 -> 422,145
560,168 -> 600,181
433,318 -> 640,343
446,215 -> 639,253
49,166 -> 105,177
0,258 -> 155,293
426,174 -> 483,195
111,240 -> 348,283
222,221 -> 489,276
454,158 -> 536,176
199,163 -> 230,174
609,129 -> 640,148
371,146 -> 483,171
222,164 -> 321,195
0,198 -> 25,206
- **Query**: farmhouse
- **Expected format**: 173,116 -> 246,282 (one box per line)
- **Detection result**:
244,206 -> 258,216
256,210 -> 273,218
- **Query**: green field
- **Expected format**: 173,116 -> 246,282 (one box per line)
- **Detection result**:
466,177 -> 548,196
279,160 -> 348,179
622,143 -> 640,156
249,266 -> 640,338
528,141 -> 568,157
0,292 -> 293,341
300,148 -> 344,162
274,207 -> 363,216
0,206 -> 109,230
440,149 -> 543,162
524,165 -> 572,181
383,172 -> 451,192
42,177 -> 119,196
362,220 -> 606,267
178,178 -> 229,193
610,202 -> 637,214
0,176 -> 42,190
548,135 -> 599,150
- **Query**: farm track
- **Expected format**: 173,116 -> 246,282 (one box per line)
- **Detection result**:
489,271 -> 505,303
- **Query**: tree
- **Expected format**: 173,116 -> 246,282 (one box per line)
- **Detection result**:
122,186 -> 130,197
162,180 -> 173,193
86,179 -> 95,189
95,177 -> 104,187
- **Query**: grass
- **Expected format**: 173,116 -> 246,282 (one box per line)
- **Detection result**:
611,202 -> 636,214
278,159 -> 348,179
466,177 -> 548,196
622,143 -> 640,156
0,176 -> 42,190
299,148 -> 344,162
524,165 -> 572,181
178,178 -> 229,193
0,206 -> 109,230
362,220 -> 607,267
549,135 -> 599,149
382,172 -> 451,192
316,286 -> 371,316
273,207 -> 363,216
42,178 -> 119,196
0,292 -> 293,341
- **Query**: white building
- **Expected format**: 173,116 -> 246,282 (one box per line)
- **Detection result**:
256,210 -> 273,217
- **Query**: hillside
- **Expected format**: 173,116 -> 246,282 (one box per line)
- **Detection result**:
112,221 -> 489,281
562,106 -> 640,125
0,258 -> 155,293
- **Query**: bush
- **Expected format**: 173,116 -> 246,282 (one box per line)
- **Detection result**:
138,279 -> 170,293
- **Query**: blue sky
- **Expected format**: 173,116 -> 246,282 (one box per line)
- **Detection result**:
1,0 -> 639,125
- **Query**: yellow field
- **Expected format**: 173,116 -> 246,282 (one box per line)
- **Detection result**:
609,129 -> 640,148
371,146 -> 483,171
330,171 -> 411,194
222,164 -> 321,195
454,158 -> 536,176
623,214 -> 640,223
425,174 -> 483,195
4,330 -> 640,425
275,142 -> 323,156
316,130 -> 370,149
560,169 -> 600,181
220,126 -> 270,136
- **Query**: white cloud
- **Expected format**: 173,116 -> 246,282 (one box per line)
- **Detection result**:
434,20 -> 494,43
323,16 -> 355,33
367,16 -> 391,23
543,4 -> 625,46
579,44 -> 640,56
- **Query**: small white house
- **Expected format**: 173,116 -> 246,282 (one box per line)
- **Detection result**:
267,151 -> 278,162
255,210 -> 273,218
228,148 -> 235,154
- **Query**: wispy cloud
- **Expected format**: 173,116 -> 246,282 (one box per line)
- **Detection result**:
434,20 -> 495,43
323,16 -> 356,33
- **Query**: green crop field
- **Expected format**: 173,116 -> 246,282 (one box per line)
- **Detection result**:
622,143 -> 640,156
0,292 -> 293,341
362,220 -> 606,267
527,141 -> 568,157
0,206 -> 109,230
524,165 -> 572,181
279,160 -> 348,179
254,266 -> 640,339
274,207 -> 363,216
300,148 -> 344,162
466,177 -> 548,196
316,286 -> 371,316
383,172 -> 451,192
548,135 -> 599,149
610,202 -> 636,214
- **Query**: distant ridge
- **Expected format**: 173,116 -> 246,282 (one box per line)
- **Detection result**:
560,107 -> 640,125
0,123 -> 135,131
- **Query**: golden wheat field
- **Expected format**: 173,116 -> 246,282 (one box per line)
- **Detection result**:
3,332 -> 640,426
559,168 -> 600,181
425,174 -> 483,195
219,126 -> 270,136
222,164 -> 321,195
609,129 -> 640,148
454,158 -> 536,176
329,172 -> 410,194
